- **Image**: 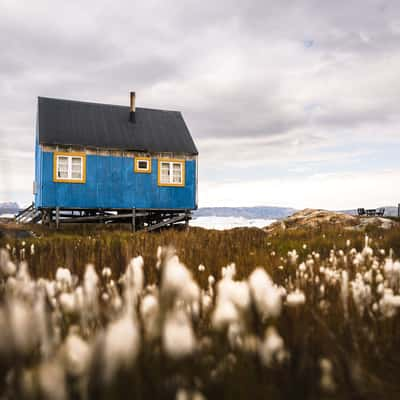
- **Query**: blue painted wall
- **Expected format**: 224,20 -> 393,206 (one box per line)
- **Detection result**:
35,147 -> 197,210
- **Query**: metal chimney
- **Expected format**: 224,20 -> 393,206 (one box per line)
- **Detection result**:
130,91 -> 136,123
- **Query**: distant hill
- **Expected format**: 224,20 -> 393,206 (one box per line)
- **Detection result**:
193,206 -> 296,220
0,202 -> 20,215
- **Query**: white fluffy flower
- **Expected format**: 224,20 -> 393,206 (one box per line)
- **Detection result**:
38,361 -> 66,400
140,294 -> 159,340
286,290 -> 306,307
288,250 -> 299,265
380,290 -> 400,317
56,267 -> 72,288
259,327 -> 286,366
212,299 -> 239,330
103,313 -> 140,382
163,309 -> 196,359
126,256 -> 144,293
123,256 -> 145,311
221,263 -> 236,279
59,293 -> 76,314
162,255 -> 199,303
320,358 -> 336,393
64,333 -> 91,376
8,299 -> 39,355
0,249 -> 16,277
83,264 -> 98,298
212,274 -> 251,330
176,389 -> 206,400
201,293 -> 213,313
102,267 -> 112,279
351,276 -> 371,314
218,278 -> 250,311
248,268 -> 282,319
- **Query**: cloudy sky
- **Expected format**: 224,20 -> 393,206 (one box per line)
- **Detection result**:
1,0 -> 400,209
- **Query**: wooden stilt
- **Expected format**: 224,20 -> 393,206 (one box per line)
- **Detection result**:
185,210 -> 189,229
56,207 -> 60,229
48,209 -> 52,227
132,208 -> 136,232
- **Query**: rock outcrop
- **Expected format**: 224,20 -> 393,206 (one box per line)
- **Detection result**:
265,208 -> 398,233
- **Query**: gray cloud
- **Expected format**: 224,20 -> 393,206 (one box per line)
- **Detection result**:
1,0 -> 400,205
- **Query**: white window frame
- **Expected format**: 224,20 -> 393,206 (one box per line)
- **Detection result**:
158,159 -> 185,187
54,153 -> 85,183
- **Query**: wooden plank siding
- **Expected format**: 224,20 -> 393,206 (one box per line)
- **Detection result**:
34,144 -> 197,210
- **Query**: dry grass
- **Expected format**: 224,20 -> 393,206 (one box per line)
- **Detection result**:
1,223 -> 400,399
1,223 -> 399,281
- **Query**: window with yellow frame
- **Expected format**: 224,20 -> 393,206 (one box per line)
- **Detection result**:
158,159 -> 185,187
134,157 -> 152,173
53,152 -> 86,183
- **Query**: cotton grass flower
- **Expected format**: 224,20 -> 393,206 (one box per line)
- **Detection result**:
16,261 -> 31,283
286,290 -> 306,307
140,293 -> 160,340
8,298 -> 40,356
258,327 -> 286,367
351,275 -> 371,315
56,267 -> 72,287
0,249 -> 16,277
102,312 -> 140,382
162,254 -> 200,304
163,309 -> 196,359
125,256 -> 144,293
83,264 -> 99,302
212,273 -> 251,330
288,249 -> 299,266
64,332 -> 91,376
212,298 -> 239,330
101,267 -> 112,279
176,389 -> 206,400
122,256 -> 145,310
201,292 -> 213,314
319,358 -> 336,394
59,292 -> 77,315
38,361 -> 66,400
248,268 -> 282,319
0,309 -> 12,357
221,263 -> 236,279
380,289 -> 400,317
217,278 -> 250,311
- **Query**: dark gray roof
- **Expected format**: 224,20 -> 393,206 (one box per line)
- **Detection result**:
37,97 -> 198,155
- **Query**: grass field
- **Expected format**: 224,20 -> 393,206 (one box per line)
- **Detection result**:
1,223 -> 400,399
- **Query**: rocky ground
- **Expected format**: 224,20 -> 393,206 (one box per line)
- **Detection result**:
265,208 -> 399,233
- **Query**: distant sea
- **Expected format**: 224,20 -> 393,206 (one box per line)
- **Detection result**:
191,216 -> 275,230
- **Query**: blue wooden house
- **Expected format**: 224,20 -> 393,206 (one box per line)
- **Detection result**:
28,93 -> 198,230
